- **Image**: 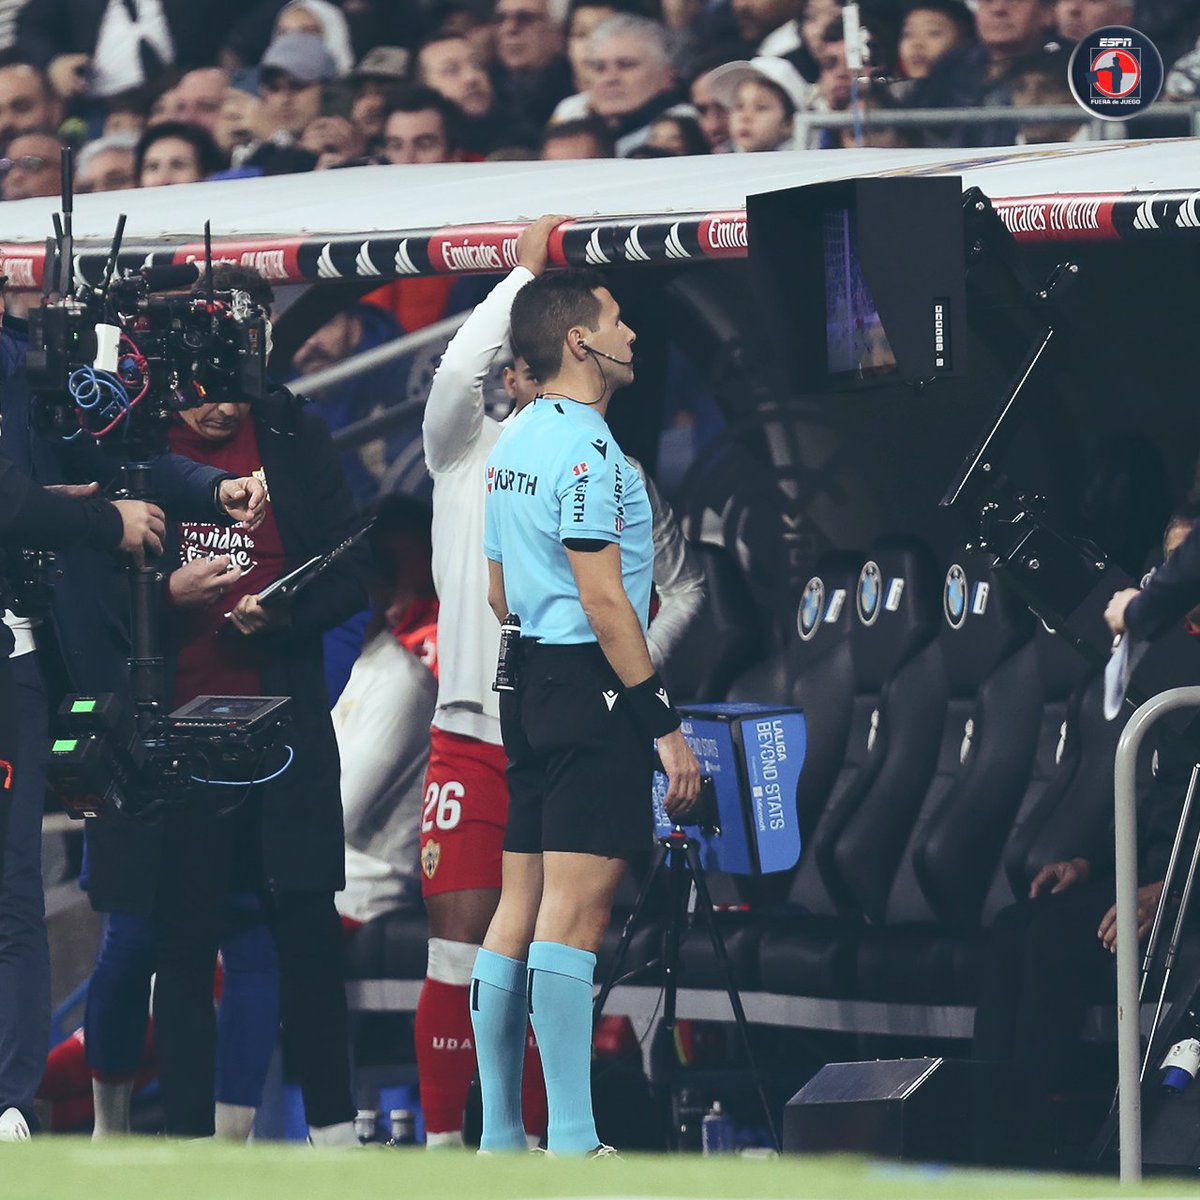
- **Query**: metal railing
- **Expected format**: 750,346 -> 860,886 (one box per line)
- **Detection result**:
295,310 -> 468,399
797,101 -> 1200,142
1112,686 -> 1200,1182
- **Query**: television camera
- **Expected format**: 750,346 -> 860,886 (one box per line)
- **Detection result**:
27,220 -> 267,456
22,149 -> 289,821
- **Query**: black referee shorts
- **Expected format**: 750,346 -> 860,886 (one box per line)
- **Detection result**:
500,641 -> 654,862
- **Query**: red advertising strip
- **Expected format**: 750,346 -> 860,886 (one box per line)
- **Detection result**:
698,211 -> 749,257
170,237 -> 305,282
992,195 -> 1119,242
2,192 -> 1198,288
425,224 -> 524,274
0,246 -> 45,290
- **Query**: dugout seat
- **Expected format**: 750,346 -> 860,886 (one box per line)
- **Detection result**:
854,556 -> 1038,929
854,556 -> 1041,1002
343,908 -> 428,993
978,626 -> 1095,925
663,551 -> 866,989
660,540 -> 765,704
757,536 -> 945,997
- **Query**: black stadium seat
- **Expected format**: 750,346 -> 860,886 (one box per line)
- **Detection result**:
854,556 -> 1041,1002
885,556 -> 1039,930
979,627 -> 1094,924
344,908 -> 427,987
757,536 -> 944,998
660,541 -> 766,705
785,551 -> 864,842
800,536 -> 945,920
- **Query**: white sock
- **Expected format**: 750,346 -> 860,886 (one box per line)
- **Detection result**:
425,1129 -> 464,1150
214,1102 -> 257,1142
91,1080 -> 133,1139
308,1120 -> 360,1147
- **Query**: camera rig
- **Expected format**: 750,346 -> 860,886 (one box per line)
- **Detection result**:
26,212 -> 267,457
26,149 -> 290,821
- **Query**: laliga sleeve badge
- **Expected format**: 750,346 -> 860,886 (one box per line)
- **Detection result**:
857,561 -> 881,626
421,838 -> 441,880
944,564 -> 968,630
1069,26 -> 1163,121
797,576 -> 825,642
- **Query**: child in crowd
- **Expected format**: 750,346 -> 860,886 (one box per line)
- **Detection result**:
705,57 -> 808,153
896,0 -> 975,80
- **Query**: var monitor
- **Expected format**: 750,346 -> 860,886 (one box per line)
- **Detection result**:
747,176 -> 968,392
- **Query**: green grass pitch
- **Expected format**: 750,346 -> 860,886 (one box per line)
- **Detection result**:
6,1143 -> 1200,1200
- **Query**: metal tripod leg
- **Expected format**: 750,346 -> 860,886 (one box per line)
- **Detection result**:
593,837 -> 670,1020
682,836 -> 781,1152
661,834 -> 691,1030
1142,798 -> 1200,1081
1139,766 -> 1200,1004
1090,760 -> 1200,1160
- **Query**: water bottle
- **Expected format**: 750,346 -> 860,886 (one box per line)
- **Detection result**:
492,612 -> 521,691
701,1101 -> 735,1155
673,1086 -> 705,1152
1160,1008 -> 1200,1093
386,1108 -> 417,1146
354,1108 -> 379,1144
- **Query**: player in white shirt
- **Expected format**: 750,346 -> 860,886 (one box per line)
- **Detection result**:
415,216 -> 704,1147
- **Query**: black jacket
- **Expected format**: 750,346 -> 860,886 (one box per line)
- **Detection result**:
0,319 -> 232,698
1126,525 -> 1200,643
85,387 -> 369,912
16,0 -> 245,71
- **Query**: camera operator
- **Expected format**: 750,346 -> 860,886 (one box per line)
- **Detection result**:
86,263 -> 369,1142
416,215 -> 704,1148
471,269 -> 701,1156
0,294 -> 264,1144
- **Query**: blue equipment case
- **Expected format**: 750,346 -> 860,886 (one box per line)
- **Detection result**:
652,703 -> 805,875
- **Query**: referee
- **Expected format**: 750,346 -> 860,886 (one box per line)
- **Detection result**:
471,269 -> 701,1157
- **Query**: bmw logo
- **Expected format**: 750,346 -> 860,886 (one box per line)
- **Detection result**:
944,564 -> 968,629
798,576 -> 825,641
857,561 -> 881,626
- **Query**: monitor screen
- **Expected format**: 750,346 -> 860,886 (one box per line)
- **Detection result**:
183,696 -> 273,720
823,208 -> 898,383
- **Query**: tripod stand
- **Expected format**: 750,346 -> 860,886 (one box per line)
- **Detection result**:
593,827 -> 781,1152
117,458 -> 168,730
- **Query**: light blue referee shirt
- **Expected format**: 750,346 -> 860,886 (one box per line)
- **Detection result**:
483,397 -> 653,645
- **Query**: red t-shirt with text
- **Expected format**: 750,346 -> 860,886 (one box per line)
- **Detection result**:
168,418 -> 287,706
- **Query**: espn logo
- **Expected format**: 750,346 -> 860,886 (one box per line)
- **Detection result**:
1098,36 -> 1133,45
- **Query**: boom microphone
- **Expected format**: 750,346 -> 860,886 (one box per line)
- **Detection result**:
581,341 -> 634,366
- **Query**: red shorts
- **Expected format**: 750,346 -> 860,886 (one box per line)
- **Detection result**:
419,727 -> 509,898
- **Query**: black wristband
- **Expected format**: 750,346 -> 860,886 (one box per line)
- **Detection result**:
624,673 -> 681,739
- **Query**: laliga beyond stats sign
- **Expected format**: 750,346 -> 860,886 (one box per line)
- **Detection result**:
652,704 -> 804,875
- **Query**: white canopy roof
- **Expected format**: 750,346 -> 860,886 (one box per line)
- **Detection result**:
0,139 -> 1196,245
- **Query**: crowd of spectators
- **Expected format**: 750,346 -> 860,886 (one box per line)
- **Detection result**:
0,0 -> 1198,205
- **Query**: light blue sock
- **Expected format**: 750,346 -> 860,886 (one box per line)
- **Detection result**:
469,948 -> 528,1152
527,941 -> 599,1156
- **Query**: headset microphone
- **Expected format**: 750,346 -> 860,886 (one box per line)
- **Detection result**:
581,341 -> 634,366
